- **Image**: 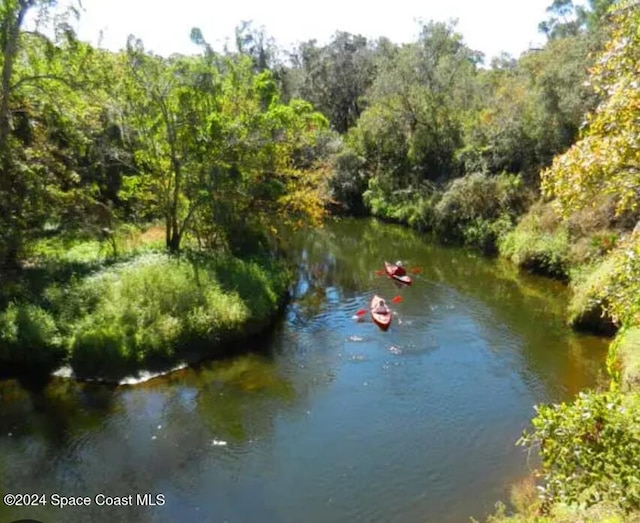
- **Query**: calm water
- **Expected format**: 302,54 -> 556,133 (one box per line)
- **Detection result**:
0,218 -> 608,523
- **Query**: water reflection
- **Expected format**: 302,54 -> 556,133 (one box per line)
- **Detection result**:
0,217 -> 608,523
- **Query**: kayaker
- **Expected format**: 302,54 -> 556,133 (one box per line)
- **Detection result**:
394,260 -> 406,276
373,299 -> 389,314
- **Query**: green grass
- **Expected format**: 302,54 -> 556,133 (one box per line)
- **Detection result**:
0,302 -> 65,369
0,243 -> 291,380
500,225 -> 570,280
567,257 -> 616,334
609,326 -> 640,392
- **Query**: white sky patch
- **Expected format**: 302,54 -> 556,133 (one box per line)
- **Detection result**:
34,0 -> 589,61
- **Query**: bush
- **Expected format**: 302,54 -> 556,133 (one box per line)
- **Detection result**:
568,234 -> 640,333
499,206 -> 570,280
0,302 -> 65,368
595,235 -> 640,326
518,391 -> 640,512
608,326 -> 640,392
567,257 -> 617,334
329,148 -> 368,214
363,176 -> 440,232
482,500 -> 637,523
1,250 -> 290,379
435,172 -> 530,249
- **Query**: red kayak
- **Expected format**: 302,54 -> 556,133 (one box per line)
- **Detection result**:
384,261 -> 412,285
370,295 -> 392,331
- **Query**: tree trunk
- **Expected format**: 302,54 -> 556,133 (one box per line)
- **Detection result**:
165,215 -> 171,250
168,230 -> 181,253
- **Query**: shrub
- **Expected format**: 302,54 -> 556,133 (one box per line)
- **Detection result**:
435,172 -> 530,249
329,149 -> 368,214
500,222 -> 571,280
0,302 -> 65,368
595,235 -> 640,326
608,326 -> 640,392
568,234 -> 640,332
363,176 -> 440,232
463,215 -> 514,255
518,391 -> 640,512
567,256 -> 617,334
43,252 -> 292,379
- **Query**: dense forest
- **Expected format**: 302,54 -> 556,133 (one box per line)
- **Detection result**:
2,0 -> 640,520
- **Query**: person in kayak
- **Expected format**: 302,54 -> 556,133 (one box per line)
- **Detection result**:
394,260 -> 406,276
373,299 -> 389,314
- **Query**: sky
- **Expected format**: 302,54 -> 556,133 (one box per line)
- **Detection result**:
53,0 -> 586,62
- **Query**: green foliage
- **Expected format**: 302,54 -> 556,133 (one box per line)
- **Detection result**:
360,21 -> 478,185
464,32 -> 597,182
483,499 -> 637,523
0,302 -> 64,368
113,36 -> 332,254
541,2 -> 640,218
567,255 -> 617,333
539,0 -> 618,40
500,203 -> 571,279
589,235 -> 640,326
64,252 -> 289,378
608,326 -> 640,392
363,175 -> 440,232
0,250 -> 290,379
428,172 -> 529,252
329,147 -> 368,214
564,232 -> 640,335
288,32 -> 376,132
518,390 -> 640,512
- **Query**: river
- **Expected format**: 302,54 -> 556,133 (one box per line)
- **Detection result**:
0,218 -> 608,523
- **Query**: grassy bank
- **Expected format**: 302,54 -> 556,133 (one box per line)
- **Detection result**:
364,172 -> 532,254
0,229 -> 291,381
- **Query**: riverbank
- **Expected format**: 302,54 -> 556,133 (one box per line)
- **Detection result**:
0,231 -> 291,382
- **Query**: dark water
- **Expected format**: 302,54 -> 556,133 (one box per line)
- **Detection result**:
0,218 -> 608,523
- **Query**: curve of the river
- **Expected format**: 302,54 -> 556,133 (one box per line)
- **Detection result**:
0,218 -> 608,523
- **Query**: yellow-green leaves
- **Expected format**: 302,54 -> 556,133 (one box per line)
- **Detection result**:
541,2 -> 640,217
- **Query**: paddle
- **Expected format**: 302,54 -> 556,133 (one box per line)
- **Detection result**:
391,296 -> 403,304
356,309 -> 367,316
374,269 -> 385,276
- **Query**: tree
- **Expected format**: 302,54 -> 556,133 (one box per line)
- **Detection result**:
359,21 -> 481,184
538,0 -> 619,39
0,0 -> 90,269
288,32 -> 376,133
121,36 -> 330,254
541,2 -> 640,217
0,0 -> 49,268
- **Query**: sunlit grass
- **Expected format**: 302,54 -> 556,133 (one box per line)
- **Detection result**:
0,244 -> 291,379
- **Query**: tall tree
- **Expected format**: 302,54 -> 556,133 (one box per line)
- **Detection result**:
359,21 -> 481,185
539,0 -> 620,39
121,36 -> 330,253
0,0 -> 84,268
541,1 -> 640,217
289,32 -> 376,133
